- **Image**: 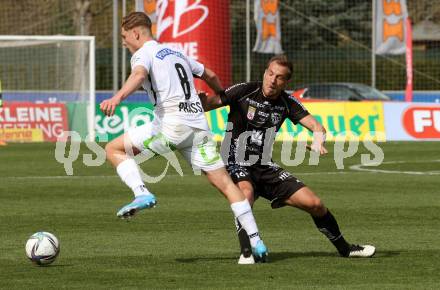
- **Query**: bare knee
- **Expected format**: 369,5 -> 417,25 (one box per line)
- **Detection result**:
205,168 -> 232,193
205,169 -> 223,187
242,188 -> 253,202
307,197 -> 327,217
286,187 -> 327,216
104,142 -> 113,157
105,142 -> 119,161
105,140 -> 131,167
204,168 -> 245,203
237,181 -> 254,205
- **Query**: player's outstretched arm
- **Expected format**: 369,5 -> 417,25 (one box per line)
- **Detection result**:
199,67 -> 224,111
198,91 -> 223,112
200,67 -> 223,95
100,66 -> 147,116
299,115 -> 328,155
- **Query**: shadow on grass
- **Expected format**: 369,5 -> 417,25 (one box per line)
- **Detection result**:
372,250 -> 400,258
175,251 -> 337,263
30,264 -> 74,268
268,250 -> 400,261
175,250 -> 400,263
269,251 -> 337,262
175,256 -> 236,263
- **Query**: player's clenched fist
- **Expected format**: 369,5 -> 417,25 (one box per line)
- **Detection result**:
310,132 -> 328,155
310,142 -> 328,155
100,96 -> 122,116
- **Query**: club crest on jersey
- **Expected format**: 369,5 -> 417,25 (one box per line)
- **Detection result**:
247,106 -> 256,120
271,112 -> 281,125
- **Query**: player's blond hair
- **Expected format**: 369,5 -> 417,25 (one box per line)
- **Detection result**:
121,12 -> 152,32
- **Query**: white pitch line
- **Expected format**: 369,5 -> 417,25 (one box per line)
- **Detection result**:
7,161 -> 440,180
349,160 -> 440,175
0,175 -> 118,180
296,171 -> 350,175
0,171 -> 354,180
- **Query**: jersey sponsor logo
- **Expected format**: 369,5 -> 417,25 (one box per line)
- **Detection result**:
271,112 -> 282,125
155,48 -> 186,60
247,99 -> 265,108
247,106 -> 256,120
402,106 -> 440,138
178,101 -> 203,113
257,111 -> 269,118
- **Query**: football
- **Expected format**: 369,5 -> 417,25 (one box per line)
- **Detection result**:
25,232 -> 60,265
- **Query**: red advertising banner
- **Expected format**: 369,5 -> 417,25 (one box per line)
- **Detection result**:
0,103 -> 69,142
156,0 -> 231,94
402,106 -> 440,139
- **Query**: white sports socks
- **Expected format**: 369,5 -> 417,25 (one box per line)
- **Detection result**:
230,199 -> 261,248
116,159 -> 152,197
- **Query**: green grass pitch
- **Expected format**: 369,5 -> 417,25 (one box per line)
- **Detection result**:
0,142 -> 439,289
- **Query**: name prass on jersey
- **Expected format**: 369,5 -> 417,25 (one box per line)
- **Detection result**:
178,101 -> 203,113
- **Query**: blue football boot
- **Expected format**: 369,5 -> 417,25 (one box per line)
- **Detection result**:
117,194 -> 157,219
252,240 -> 268,263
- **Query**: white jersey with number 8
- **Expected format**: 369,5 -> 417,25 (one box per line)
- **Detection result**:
131,40 -> 209,130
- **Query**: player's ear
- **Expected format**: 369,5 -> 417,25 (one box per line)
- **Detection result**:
132,28 -> 140,40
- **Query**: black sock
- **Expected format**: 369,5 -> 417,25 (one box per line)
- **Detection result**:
312,210 -> 351,257
236,220 -> 252,257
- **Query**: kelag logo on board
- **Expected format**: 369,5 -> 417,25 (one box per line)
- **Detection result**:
402,106 -> 440,139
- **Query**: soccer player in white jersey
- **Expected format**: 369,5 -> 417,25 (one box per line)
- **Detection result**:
100,12 -> 267,261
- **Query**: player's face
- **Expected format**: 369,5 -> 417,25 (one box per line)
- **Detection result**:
121,28 -> 137,54
262,62 -> 291,99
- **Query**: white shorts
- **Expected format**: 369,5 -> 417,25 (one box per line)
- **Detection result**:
128,121 -> 224,172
